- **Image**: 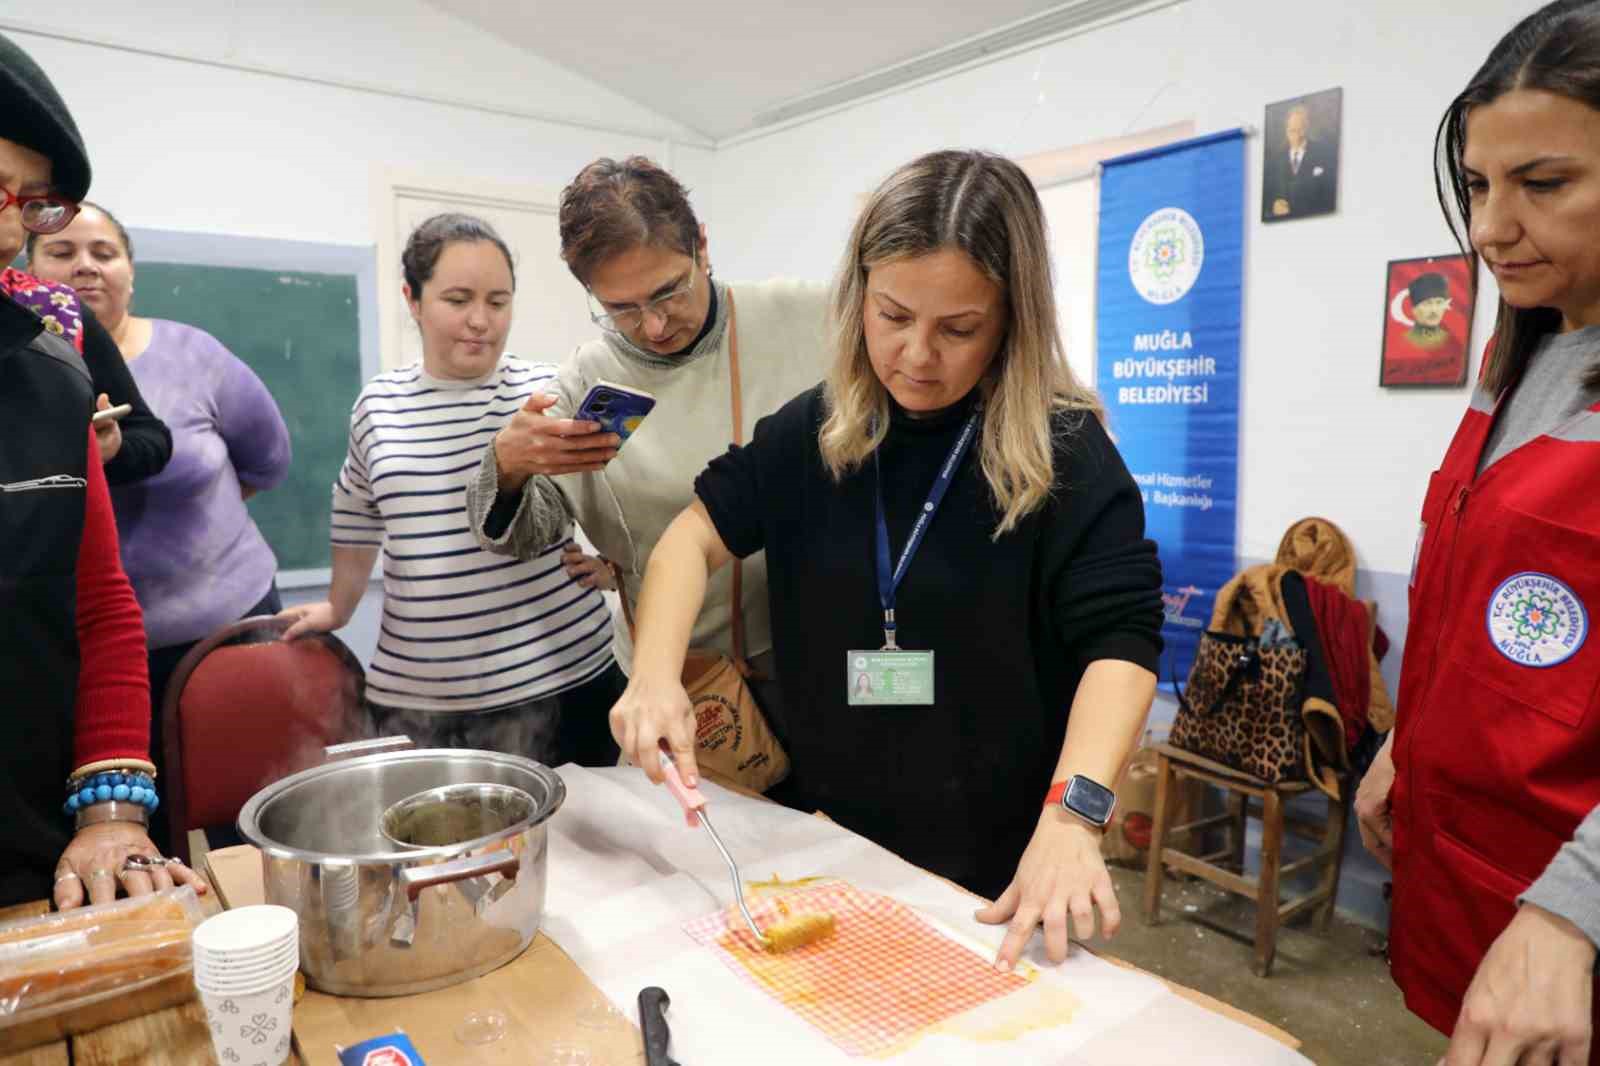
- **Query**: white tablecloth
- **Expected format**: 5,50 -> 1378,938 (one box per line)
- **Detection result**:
542,766 -> 1313,1065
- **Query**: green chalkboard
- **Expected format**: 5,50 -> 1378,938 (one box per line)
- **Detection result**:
133,264 -> 361,573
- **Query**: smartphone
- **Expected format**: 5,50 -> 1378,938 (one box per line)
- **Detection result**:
574,380 -> 656,445
91,403 -> 134,424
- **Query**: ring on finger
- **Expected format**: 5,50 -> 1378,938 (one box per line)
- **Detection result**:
88,869 -> 114,881
122,854 -> 164,872
54,871 -> 81,885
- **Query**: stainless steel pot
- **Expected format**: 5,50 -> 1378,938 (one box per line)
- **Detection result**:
236,747 -> 565,997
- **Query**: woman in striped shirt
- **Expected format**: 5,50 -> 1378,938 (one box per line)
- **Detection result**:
278,214 -> 623,765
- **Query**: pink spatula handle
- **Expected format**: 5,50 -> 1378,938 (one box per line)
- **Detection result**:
658,750 -> 706,828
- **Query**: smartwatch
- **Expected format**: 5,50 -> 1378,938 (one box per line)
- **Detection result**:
1044,775 -> 1117,829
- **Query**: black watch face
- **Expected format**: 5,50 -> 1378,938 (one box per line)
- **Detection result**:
1064,777 -> 1116,826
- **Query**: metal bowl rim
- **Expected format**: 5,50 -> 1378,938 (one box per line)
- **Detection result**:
236,747 -> 566,865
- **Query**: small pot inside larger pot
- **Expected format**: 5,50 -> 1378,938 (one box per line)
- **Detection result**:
381,783 -> 535,850
237,748 -> 565,998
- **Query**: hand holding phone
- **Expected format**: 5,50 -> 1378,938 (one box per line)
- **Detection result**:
91,403 -> 134,424
89,395 -> 130,466
574,381 -> 656,445
493,392 -> 625,484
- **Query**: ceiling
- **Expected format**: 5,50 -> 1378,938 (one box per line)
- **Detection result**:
425,0 -> 1088,141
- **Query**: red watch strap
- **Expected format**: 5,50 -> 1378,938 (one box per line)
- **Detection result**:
1044,780 -> 1069,808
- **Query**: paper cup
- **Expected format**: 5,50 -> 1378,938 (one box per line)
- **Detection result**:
195,935 -> 296,958
195,942 -> 298,980
199,973 -> 295,1066
194,905 -> 298,992
194,905 -> 298,956
196,961 -> 299,996
195,942 -> 299,975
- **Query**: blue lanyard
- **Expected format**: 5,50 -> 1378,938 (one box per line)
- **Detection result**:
873,406 -> 983,649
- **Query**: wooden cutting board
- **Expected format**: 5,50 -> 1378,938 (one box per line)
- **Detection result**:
204,846 -> 645,1066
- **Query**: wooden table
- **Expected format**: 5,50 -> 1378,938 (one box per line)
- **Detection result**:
0,887 -> 301,1066
3,840 -> 1300,1066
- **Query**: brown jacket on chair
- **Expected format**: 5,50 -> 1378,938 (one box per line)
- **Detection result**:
1203,518 -> 1396,797
1271,517 -> 1394,733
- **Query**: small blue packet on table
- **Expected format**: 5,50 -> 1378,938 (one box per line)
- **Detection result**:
336,1031 -> 427,1066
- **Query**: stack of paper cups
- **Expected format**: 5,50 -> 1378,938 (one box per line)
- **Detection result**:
192,905 -> 300,1066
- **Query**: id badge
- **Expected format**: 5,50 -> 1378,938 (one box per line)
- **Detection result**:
846,650 -> 934,706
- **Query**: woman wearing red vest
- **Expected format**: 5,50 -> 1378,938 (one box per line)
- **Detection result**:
1356,3 -> 1600,1063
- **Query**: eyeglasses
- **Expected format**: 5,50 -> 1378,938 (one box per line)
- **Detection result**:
587,267 -> 699,334
0,190 -> 79,235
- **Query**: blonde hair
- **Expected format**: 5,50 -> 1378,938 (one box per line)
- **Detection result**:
819,149 -> 1102,537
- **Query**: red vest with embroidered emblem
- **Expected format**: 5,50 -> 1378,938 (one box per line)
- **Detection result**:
1390,375 -> 1600,1047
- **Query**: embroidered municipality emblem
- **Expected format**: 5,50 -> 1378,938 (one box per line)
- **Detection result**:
1128,207 -> 1205,305
1486,572 -> 1588,668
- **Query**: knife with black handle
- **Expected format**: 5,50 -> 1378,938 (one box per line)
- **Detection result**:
638,986 -> 682,1066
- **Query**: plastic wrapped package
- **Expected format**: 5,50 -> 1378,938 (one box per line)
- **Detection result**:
0,887 -> 203,1033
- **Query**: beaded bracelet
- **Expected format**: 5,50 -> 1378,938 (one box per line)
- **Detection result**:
63,770 -> 161,817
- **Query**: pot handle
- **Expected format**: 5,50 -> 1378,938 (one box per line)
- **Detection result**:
324,736 -> 414,762
399,852 -> 520,903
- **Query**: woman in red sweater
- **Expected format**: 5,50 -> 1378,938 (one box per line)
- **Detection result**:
0,30 -> 207,909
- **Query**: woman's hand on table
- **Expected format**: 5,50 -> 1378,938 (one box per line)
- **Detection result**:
493,394 -> 619,488
276,601 -> 345,640
561,541 -> 616,590
610,675 -> 699,786
54,821 -> 210,910
976,811 -> 1119,972
1354,732 -> 1397,871
1440,903 -> 1594,1066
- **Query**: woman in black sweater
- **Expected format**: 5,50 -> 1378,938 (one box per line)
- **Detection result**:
611,150 -> 1163,972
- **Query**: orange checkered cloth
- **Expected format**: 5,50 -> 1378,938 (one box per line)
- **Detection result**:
682,880 -> 1030,1056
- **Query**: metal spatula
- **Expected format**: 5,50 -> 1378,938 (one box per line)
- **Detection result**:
657,748 -> 770,947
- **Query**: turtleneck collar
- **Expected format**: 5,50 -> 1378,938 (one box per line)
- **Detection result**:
887,384 -> 984,433
601,278 -> 731,372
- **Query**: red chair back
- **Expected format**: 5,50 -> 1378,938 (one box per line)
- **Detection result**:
161,616 -> 365,861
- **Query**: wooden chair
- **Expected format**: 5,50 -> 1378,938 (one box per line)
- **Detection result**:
161,615 -> 366,864
1140,742 -> 1349,977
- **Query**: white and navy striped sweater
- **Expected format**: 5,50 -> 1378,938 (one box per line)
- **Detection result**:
331,356 -> 613,712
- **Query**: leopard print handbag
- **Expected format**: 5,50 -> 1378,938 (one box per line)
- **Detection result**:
1169,631 -> 1310,783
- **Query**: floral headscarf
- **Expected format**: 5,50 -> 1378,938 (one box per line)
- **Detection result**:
0,267 -> 84,353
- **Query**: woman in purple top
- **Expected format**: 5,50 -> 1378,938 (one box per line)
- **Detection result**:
28,203 -> 292,814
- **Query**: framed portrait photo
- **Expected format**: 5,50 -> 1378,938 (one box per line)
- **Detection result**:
1379,254 -> 1475,388
1261,87 -> 1343,223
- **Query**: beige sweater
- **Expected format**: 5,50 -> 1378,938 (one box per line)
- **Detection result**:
468,278 -> 830,671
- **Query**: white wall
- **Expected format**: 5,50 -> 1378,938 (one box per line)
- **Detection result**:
700,0 -> 1514,580
0,1 -> 703,247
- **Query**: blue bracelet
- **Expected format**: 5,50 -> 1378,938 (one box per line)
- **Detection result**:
63,771 -> 160,817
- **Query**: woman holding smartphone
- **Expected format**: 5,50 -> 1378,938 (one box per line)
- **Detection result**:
279,213 -> 624,766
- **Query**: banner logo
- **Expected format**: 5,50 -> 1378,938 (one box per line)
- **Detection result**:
1487,571 -> 1587,668
1128,207 -> 1204,305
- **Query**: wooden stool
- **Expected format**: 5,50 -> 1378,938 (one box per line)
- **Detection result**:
1141,742 -> 1349,976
